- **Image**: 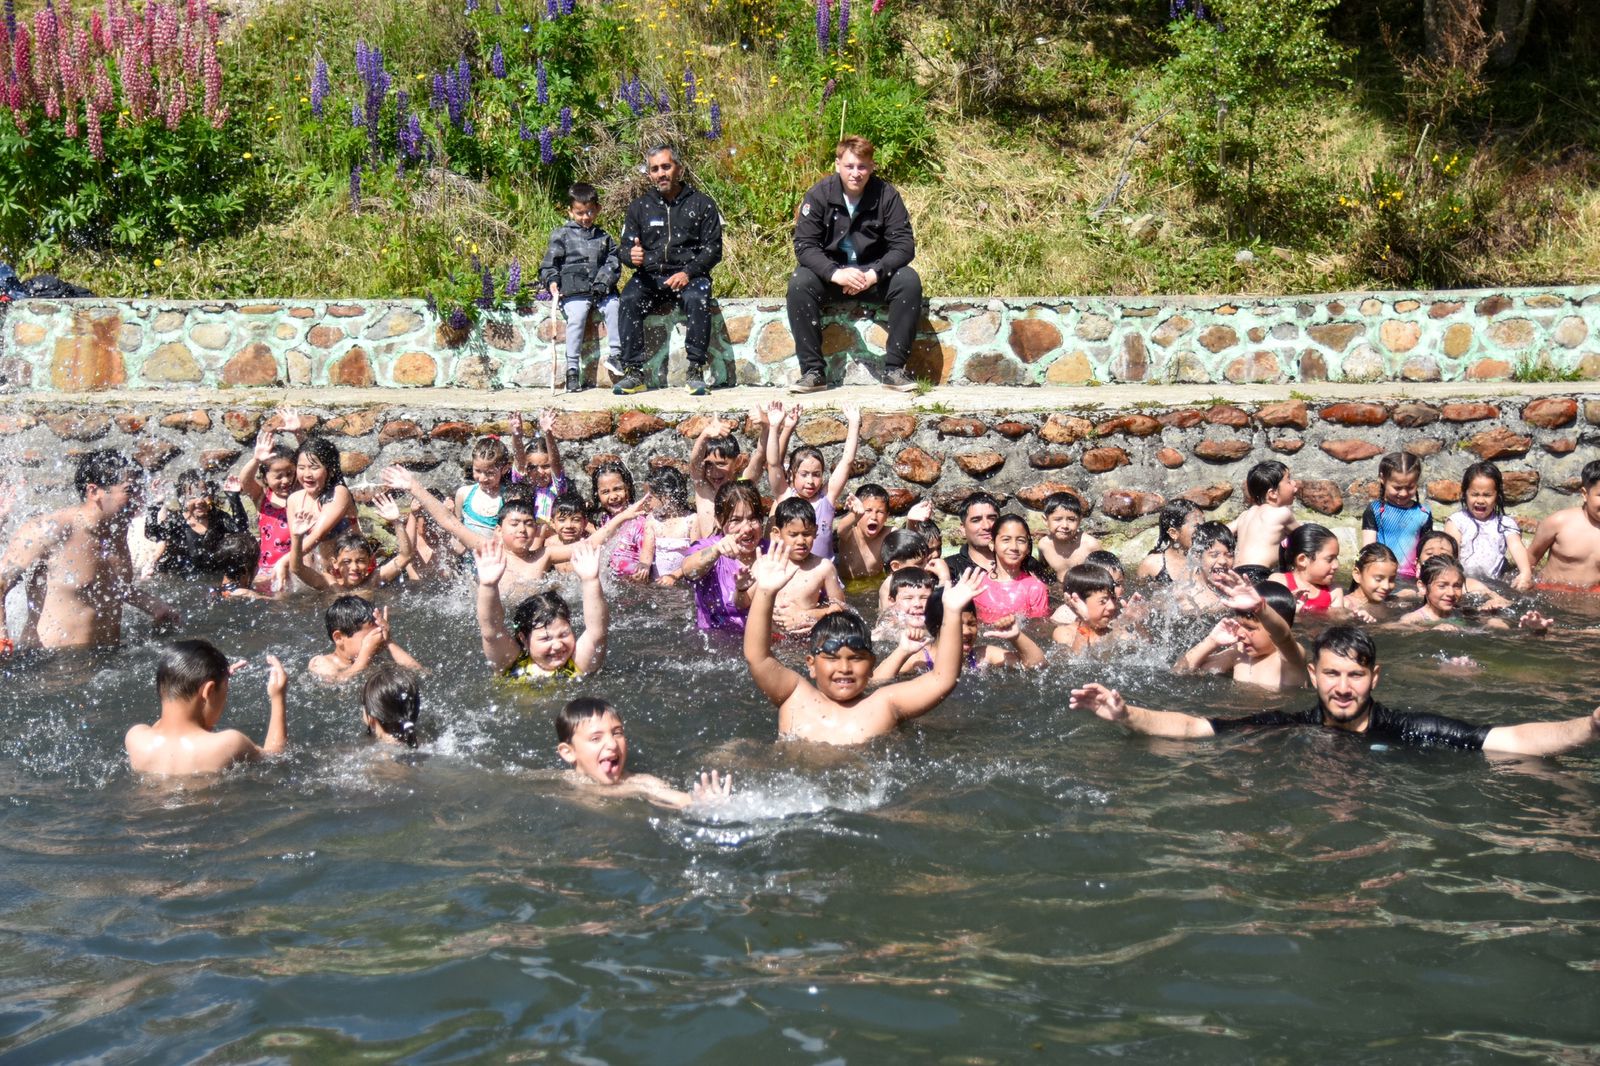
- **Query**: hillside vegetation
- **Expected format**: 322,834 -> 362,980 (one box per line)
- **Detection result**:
2,0 -> 1597,311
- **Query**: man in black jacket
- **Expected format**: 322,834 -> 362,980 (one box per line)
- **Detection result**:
611,145 -> 725,396
787,135 -> 923,393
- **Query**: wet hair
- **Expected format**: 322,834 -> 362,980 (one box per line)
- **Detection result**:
922,593 -> 976,640
296,436 -> 345,487
1418,529 -> 1460,559
1279,523 -> 1337,574
363,665 -> 421,748
992,513 -> 1032,546
589,461 -> 636,509
175,469 -> 214,502
1311,626 -> 1378,669
1583,459 -> 1600,492
74,449 -> 137,499
714,481 -> 766,528
1233,564 -> 1274,584
215,534 -> 258,584
960,491 -> 999,520
1084,549 -> 1124,577
883,528 -> 928,567
325,594 -> 376,640
1254,580 -> 1298,627
551,491 -> 589,520
772,495 -> 818,530
473,436 -> 513,467
556,696 -> 616,744
704,433 -> 741,461
786,445 -> 827,479
1244,460 -> 1291,506
1419,553 -> 1465,588
567,181 -> 600,207
855,483 -> 889,506
1347,543 -> 1398,591
807,608 -> 874,656
1065,563 -> 1118,600
156,639 -> 230,701
905,518 -> 941,553
500,497 -> 539,522
1151,499 -> 1200,553
888,566 -> 938,596
1191,521 -> 1236,555
512,591 -> 572,640
647,467 -> 692,515
256,443 -> 298,481
333,530 -> 374,558
1042,492 -> 1084,518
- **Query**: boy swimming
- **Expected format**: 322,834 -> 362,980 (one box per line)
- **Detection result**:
126,640 -> 289,775
1528,459 -> 1600,589
555,697 -> 731,809
310,596 -> 425,683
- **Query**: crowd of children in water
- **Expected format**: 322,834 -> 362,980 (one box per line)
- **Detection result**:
3,401 -> 1599,797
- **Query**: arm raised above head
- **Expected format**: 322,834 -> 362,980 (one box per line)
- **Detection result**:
743,544 -> 802,707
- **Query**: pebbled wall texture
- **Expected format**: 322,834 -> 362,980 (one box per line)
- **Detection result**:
3,286 -> 1599,392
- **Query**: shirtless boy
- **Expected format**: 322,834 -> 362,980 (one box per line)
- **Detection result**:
1229,461 -> 1300,570
767,497 -> 846,636
555,696 -> 731,809
743,545 -> 984,745
310,596 -> 424,683
1036,491 -> 1100,583
382,465 -> 551,597
125,640 -> 289,775
1074,625 -> 1600,757
836,484 -> 893,580
0,450 -> 178,652
1174,574 -> 1308,691
1528,459 -> 1600,589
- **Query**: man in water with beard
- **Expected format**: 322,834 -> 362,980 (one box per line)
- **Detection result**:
1070,626 -> 1600,757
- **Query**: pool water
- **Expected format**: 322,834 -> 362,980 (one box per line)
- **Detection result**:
2,574 -> 1598,1062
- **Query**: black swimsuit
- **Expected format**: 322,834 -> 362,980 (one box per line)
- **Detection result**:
1207,700 -> 1492,751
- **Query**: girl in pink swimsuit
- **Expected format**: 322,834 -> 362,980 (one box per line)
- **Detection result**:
224,419 -> 305,594
1271,523 -> 1344,614
973,514 -> 1051,624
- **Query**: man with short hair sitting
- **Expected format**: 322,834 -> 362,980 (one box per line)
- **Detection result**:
787,135 -> 923,394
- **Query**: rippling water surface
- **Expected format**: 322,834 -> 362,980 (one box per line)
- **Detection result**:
2,575 -> 1598,1063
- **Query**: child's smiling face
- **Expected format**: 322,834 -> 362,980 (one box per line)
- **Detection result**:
559,709 -> 628,784
296,454 -> 328,494
595,472 -> 631,515
1046,507 -> 1080,540
1355,559 -> 1398,601
262,457 -> 297,498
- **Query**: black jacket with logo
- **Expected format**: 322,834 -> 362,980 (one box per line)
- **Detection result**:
619,184 -> 723,279
793,174 -> 915,281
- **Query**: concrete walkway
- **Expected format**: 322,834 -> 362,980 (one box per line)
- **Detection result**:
12,379 -> 1599,414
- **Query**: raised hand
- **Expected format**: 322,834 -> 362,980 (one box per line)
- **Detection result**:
537,409 -> 557,435
621,490 -> 656,519
265,654 -> 287,698
222,473 -> 243,494
766,400 -> 785,425
897,625 -> 930,655
845,494 -> 863,517
277,406 -> 304,434
253,425 -> 277,463
905,499 -> 933,522
1206,616 -> 1247,651
630,237 -> 644,266
379,465 -> 418,493
474,538 -> 507,586
943,565 -> 986,609
690,769 -> 732,805
570,541 -> 603,581
288,508 -> 318,537
371,492 -> 402,523
1211,569 -> 1262,614
842,404 -> 861,429
749,541 -> 801,593
747,402 -> 766,428
782,403 -> 801,430
1517,610 -> 1552,632
1069,683 -> 1129,723
509,411 -> 524,438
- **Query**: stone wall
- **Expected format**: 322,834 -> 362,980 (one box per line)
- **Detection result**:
4,286 -> 1598,392
3,393 -> 1596,542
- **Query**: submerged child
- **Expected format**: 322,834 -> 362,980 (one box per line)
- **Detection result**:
1344,543 -> 1400,613
1036,491 -> 1101,583
310,596 -> 425,683
1136,499 -> 1201,585
743,545 -> 986,745
688,414 -> 766,540
509,409 -> 569,522
286,436 -> 358,571
1271,523 -> 1349,614
836,484 -> 894,580
1175,574 -> 1307,691
876,590 -> 1044,677
1397,555 -> 1549,633
474,538 -> 608,681
1230,461 -> 1300,570
676,482 -> 767,632
973,514 -> 1051,624
874,565 -> 938,641
1361,452 -> 1431,579
765,496 -> 847,637
362,663 -> 422,748
287,492 -> 412,595
226,411 -> 307,593
126,641 -> 289,775
381,465 -> 552,596
641,467 -> 698,584
143,470 -> 249,576
1053,563 -> 1125,651
554,697 -> 732,809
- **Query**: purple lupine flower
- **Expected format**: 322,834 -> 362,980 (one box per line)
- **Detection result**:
816,0 -> 830,54
506,258 -> 521,298
519,117 -> 532,141
4,0 -> 15,37
458,56 -> 472,103
478,267 -> 495,308
466,0 -> 478,10
445,69 -> 466,127
559,0 -> 573,14
839,0 -> 850,40
546,0 -> 557,17
349,163 -> 362,211
351,100 -> 364,126
656,90 -> 670,113
464,118 -> 475,135
706,99 -> 722,140
536,58 -> 548,104
311,56 -> 329,118
558,105 -> 572,135
538,125 -> 554,164
432,72 -> 447,110
491,43 -> 505,78
448,307 -> 470,331
494,0 -> 501,13
684,68 -> 696,111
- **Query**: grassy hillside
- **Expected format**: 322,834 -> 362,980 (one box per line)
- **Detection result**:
3,0 -> 1597,305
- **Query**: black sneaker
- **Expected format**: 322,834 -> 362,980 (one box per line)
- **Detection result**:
565,368 -> 581,392
686,361 -> 713,397
790,370 -> 828,394
881,368 -> 919,393
612,372 -> 650,395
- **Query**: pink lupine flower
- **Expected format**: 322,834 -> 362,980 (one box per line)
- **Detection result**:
165,73 -> 183,128
201,35 -> 219,123
86,101 -> 103,156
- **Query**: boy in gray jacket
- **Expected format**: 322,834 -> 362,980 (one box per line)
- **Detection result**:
539,182 -> 624,392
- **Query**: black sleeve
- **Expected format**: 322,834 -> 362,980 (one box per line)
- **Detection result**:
219,493 -> 248,534
594,231 -> 622,291
1207,709 -> 1318,734
538,227 -> 564,288
686,194 -> 723,278
1373,710 -> 1490,751
1361,504 -> 1378,532
144,506 -> 172,544
619,199 -> 647,268
793,183 -> 836,280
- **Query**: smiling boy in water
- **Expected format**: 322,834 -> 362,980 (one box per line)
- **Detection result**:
126,640 -> 289,775
743,543 -> 984,745
556,697 -> 731,809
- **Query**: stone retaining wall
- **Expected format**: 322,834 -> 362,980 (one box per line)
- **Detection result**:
4,286 -> 1598,392
4,393 -> 1597,540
